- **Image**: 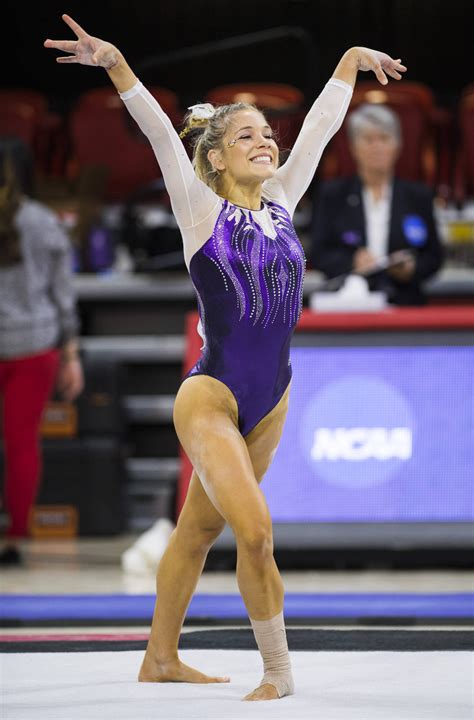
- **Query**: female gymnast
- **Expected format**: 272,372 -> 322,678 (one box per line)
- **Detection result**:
45,14 -> 406,701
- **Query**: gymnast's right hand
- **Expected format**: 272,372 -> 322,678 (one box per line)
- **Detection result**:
44,14 -> 121,69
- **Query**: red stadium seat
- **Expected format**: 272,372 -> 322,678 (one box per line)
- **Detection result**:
318,80 -> 438,187
204,82 -> 306,150
0,89 -> 48,143
0,88 -> 65,177
67,85 -> 181,202
453,84 -> 474,203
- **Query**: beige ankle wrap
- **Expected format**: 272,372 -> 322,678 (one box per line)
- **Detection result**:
249,610 -> 294,698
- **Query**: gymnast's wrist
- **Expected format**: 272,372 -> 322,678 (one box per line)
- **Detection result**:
343,47 -> 361,70
102,47 -> 124,70
105,52 -> 138,93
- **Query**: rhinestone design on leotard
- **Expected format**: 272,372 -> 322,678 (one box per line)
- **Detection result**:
200,199 -> 305,329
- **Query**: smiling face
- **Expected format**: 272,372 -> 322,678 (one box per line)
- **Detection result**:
207,109 -> 279,188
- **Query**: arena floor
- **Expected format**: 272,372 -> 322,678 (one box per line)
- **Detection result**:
1,536 -> 473,720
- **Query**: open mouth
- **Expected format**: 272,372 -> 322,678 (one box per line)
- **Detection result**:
250,154 -> 273,165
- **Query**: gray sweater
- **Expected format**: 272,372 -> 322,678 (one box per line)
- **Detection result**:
0,198 -> 80,359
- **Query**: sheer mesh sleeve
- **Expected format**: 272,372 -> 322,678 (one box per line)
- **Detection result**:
119,80 -> 221,265
263,78 -> 353,216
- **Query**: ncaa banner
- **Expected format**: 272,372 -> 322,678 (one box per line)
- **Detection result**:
262,346 -> 473,522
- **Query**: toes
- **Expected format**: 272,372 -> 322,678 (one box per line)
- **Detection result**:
243,691 -> 257,701
242,684 -> 279,701
243,692 -> 266,701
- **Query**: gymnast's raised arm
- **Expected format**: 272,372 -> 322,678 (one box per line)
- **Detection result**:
267,47 -> 407,216
44,14 -> 219,234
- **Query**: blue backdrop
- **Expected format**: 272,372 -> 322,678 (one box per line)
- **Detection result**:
262,346 -> 473,522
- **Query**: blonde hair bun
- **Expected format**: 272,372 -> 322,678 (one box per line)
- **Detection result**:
179,103 -> 216,139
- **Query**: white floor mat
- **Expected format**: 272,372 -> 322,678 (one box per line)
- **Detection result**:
1,649 -> 472,720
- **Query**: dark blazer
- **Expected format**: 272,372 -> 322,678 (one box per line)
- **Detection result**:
310,175 -> 445,305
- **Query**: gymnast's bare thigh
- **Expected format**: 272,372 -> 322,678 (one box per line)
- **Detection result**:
244,379 -> 291,482
173,374 -> 291,532
174,374 -> 290,480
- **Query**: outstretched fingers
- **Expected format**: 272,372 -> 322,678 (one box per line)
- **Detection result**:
56,56 -> 79,64
383,58 -> 408,81
374,63 -> 388,85
61,13 -> 88,39
43,39 -> 77,53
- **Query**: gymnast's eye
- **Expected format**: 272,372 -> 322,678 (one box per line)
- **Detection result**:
237,134 -> 274,141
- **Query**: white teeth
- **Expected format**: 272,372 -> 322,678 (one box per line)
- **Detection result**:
251,156 -> 272,164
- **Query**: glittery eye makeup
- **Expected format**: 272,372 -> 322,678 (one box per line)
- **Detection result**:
227,124 -> 274,148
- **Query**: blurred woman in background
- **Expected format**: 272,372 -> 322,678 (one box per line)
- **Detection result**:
0,135 -> 84,565
311,103 -> 444,304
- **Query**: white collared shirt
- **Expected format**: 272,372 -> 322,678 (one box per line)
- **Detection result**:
362,182 -> 393,260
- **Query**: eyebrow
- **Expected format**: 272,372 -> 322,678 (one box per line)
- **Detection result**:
235,125 -> 272,133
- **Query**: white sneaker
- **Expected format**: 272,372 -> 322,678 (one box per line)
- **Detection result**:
121,518 -> 175,574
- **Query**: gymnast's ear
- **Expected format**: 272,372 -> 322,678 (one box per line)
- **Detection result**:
208,148 -> 225,172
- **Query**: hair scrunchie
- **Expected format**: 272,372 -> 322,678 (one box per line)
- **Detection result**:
179,103 -> 216,138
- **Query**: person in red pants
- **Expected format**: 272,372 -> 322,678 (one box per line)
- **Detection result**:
0,136 -> 84,564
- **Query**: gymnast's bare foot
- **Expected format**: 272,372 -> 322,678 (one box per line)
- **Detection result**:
138,655 -> 230,684
243,683 -> 279,701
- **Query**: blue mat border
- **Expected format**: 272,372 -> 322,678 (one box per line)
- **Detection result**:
1,593 -> 472,620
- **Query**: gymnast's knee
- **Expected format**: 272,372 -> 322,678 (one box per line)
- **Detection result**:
174,518 -> 226,555
234,520 -> 274,561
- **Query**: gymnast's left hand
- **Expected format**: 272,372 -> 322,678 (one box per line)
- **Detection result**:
352,48 -> 407,85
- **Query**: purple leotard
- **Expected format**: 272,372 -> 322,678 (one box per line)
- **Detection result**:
186,199 -> 305,435
119,77 -> 353,435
